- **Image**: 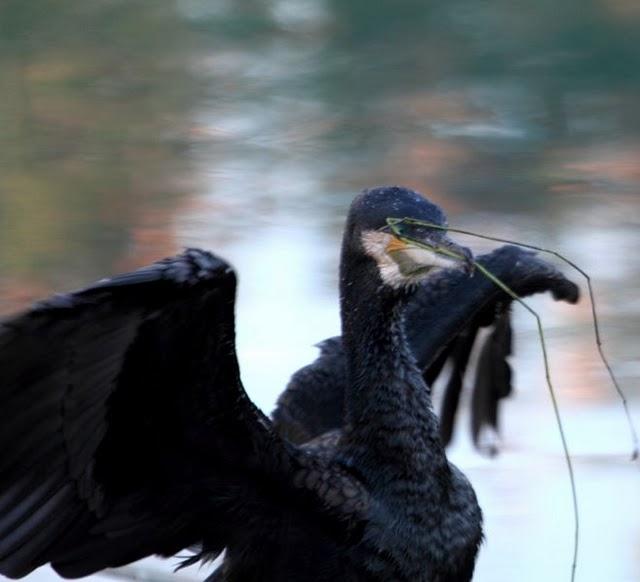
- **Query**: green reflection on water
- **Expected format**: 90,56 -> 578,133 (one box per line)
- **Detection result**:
0,0 -> 199,296
0,0 -> 639,306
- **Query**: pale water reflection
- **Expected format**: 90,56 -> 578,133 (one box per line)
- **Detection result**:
0,0 -> 639,580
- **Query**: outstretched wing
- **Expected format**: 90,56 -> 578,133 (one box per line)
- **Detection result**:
272,246 -> 580,448
0,249 -> 294,578
412,246 -> 578,451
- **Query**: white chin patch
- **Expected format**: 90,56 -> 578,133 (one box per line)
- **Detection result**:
361,230 -> 459,289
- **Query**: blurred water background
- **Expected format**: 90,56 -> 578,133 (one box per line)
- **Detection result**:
1,1 -> 639,580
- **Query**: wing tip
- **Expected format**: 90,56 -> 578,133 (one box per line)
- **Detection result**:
80,248 -> 236,294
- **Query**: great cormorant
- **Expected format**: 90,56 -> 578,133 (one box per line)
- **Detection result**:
272,245 -> 579,454
0,186 -> 578,581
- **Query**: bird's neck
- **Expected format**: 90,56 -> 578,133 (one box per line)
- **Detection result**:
339,259 -> 450,492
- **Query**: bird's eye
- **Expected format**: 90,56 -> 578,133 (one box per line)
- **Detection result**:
386,221 -> 407,237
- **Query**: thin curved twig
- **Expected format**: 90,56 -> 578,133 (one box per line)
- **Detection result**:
388,217 -> 639,461
387,218 -> 580,581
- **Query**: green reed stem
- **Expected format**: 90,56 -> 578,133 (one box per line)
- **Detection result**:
387,218 -> 580,582
468,259 -> 579,582
387,217 -> 639,461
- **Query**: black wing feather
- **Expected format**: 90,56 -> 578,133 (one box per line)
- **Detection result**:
0,249 -> 297,579
470,308 -> 513,455
437,322 -> 481,447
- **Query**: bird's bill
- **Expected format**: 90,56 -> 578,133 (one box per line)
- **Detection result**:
361,229 -> 474,288
387,234 -> 474,277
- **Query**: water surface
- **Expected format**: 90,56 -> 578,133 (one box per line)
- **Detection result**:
1,1 -> 639,580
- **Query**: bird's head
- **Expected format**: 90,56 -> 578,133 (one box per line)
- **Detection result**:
343,186 -> 473,291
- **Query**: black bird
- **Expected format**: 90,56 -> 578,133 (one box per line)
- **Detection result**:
272,245 -> 580,454
0,186 -> 576,581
